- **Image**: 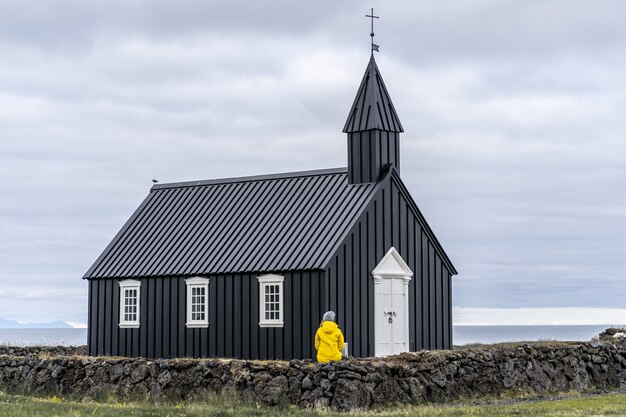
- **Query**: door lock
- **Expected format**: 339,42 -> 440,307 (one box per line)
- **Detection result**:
383,311 -> 397,323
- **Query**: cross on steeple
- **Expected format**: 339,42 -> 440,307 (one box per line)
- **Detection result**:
366,8 -> 380,54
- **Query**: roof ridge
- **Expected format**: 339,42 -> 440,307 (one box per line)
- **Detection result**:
151,167 -> 348,191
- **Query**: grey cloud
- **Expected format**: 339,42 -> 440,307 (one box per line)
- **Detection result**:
0,0 -> 625,323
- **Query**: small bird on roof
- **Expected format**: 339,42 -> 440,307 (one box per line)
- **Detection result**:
152,179 -> 159,184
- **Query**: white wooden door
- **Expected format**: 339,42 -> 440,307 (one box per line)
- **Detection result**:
375,276 -> 409,356
372,247 -> 413,357
375,278 -> 394,356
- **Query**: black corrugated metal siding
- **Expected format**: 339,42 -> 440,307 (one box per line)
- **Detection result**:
88,271 -> 325,360
84,169 -> 378,279
325,171 -> 454,356
348,131 -> 400,183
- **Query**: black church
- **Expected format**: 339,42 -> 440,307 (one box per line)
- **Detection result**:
84,52 -> 458,360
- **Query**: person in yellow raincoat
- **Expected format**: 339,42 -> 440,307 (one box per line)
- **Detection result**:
314,311 -> 345,363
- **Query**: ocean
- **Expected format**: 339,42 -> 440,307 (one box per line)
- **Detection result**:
452,324 -> 618,346
0,325 -> 617,348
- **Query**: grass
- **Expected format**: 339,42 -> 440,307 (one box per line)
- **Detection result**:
453,340 -> 583,350
2,391 -> 626,417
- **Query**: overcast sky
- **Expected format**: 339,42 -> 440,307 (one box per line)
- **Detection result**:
0,0 -> 624,327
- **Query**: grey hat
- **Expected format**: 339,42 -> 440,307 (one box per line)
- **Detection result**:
322,311 -> 336,322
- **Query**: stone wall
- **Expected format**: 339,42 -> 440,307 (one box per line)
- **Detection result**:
0,345 -> 86,357
0,341 -> 625,410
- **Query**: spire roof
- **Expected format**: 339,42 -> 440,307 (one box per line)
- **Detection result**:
343,56 -> 404,133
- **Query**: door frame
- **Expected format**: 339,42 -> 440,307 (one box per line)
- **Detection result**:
372,247 -> 413,357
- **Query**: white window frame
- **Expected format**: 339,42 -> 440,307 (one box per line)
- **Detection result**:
119,279 -> 141,328
185,277 -> 209,328
257,274 -> 284,328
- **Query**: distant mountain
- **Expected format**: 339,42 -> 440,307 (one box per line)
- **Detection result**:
0,318 -> 72,329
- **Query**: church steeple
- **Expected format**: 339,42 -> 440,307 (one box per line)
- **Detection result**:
343,55 -> 403,184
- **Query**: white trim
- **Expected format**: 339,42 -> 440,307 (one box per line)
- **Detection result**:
119,279 -> 141,328
372,247 -> 413,281
185,277 -> 209,328
185,276 -> 210,286
257,274 -> 284,328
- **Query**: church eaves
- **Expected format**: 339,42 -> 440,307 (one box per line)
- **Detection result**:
343,55 -> 404,133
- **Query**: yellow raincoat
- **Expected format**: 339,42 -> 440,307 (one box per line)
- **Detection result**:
315,321 -> 345,363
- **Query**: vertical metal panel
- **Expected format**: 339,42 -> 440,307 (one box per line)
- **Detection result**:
388,133 -> 399,173
284,272 -> 293,359
250,273 -> 260,359
116,281 -> 125,356
225,276 -> 233,356
447,272 -> 454,349
167,278 -> 174,358
111,279 -> 119,356
374,131 -> 382,181
428,244 -> 436,346
208,275 -> 217,356
147,279 -> 155,358
242,276 -> 251,358
394,133 -> 400,173
119,327 -> 126,357
138,279 -> 147,357
194,327 -> 200,357
407,213 -> 416,351
233,274 -> 241,358
442,265 -> 450,349
155,278 -> 163,358
422,232 -> 429,348
366,207 -> 376,357
103,280 -> 112,355
354,230 -> 362,357
435,255 -> 443,349
337,247 -> 345,349
216,276 -> 225,357
291,272 -> 301,358
381,133 -> 389,169
177,278 -> 185,356
310,272 -> 320,359
88,281 -> 96,355
302,272 -> 311,359
268,329 -> 275,360
344,238 -> 353,354
259,308 -> 267,358
414,221 -> 423,350
359,223 -> 368,356
383,188 -> 392,246
201,326 -> 209,357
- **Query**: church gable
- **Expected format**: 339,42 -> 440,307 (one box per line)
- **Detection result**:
324,166 -> 455,356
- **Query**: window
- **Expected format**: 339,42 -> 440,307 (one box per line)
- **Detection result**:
119,279 -> 141,328
257,274 -> 284,327
185,277 -> 209,327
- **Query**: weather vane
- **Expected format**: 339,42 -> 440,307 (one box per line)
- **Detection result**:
366,8 -> 380,54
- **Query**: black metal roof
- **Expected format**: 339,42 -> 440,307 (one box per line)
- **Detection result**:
343,55 -> 404,133
84,168 -> 381,279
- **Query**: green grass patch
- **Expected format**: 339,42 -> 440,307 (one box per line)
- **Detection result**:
2,391 -> 626,417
